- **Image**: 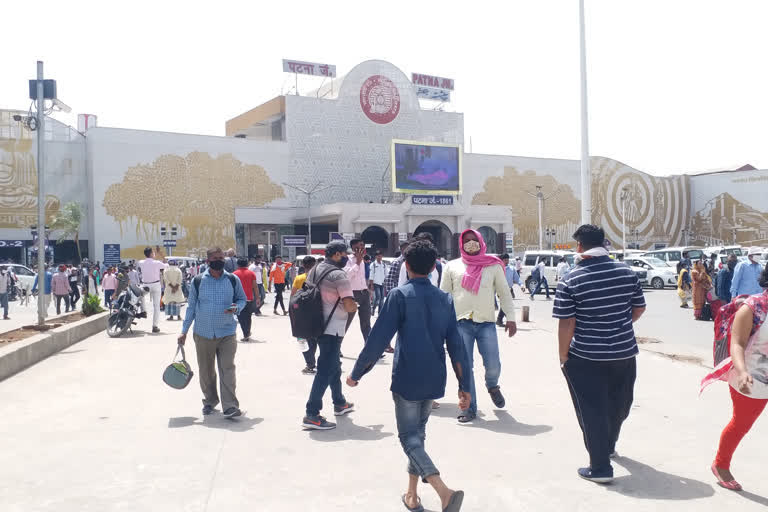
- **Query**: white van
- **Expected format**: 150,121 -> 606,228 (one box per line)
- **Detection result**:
520,250 -> 577,293
641,246 -> 706,265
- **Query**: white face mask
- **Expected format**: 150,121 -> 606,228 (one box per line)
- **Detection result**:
463,240 -> 481,254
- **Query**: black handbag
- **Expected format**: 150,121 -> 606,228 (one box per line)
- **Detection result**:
162,345 -> 194,389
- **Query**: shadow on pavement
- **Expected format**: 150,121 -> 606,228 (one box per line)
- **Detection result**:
54,349 -> 87,355
308,415 -> 393,442
738,490 -> 768,507
608,457 -> 714,500
430,408 -> 552,436
168,414 -> 264,432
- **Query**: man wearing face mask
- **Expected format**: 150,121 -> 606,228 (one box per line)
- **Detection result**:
716,255 -> 739,304
731,248 -> 764,299
178,247 -> 247,419
441,229 -> 516,424
301,241 -> 357,430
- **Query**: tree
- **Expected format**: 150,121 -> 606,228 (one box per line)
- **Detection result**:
50,201 -> 84,263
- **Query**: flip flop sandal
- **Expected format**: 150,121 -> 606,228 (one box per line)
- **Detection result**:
710,464 -> 743,491
401,493 -> 424,512
443,490 -> 464,512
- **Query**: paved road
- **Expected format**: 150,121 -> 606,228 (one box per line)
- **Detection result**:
1,291 -> 766,511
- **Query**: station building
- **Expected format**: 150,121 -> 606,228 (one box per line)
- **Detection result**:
0,59 -> 766,265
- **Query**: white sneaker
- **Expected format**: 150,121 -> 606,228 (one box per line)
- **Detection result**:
241,336 -> 251,342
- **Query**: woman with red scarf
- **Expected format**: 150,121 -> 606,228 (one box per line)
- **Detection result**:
440,229 -> 517,423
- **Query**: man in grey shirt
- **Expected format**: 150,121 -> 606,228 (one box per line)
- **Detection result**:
302,241 -> 358,431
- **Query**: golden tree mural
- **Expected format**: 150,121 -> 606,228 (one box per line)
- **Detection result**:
473,166 -> 581,249
103,152 -> 284,257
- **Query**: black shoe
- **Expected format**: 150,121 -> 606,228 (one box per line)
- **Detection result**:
302,415 -> 336,430
301,366 -> 316,375
152,326 -> 160,333
223,407 -> 242,419
489,386 -> 506,408
202,405 -> 215,415
137,312 -> 147,318
334,402 -> 355,416
458,412 -> 476,424
577,466 -> 614,483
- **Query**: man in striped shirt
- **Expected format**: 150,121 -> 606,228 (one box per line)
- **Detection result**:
553,224 -> 646,484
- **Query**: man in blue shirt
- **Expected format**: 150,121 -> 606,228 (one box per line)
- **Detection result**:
178,247 -> 247,419
347,239 -> 470,512
32,266 -> 54,315
716,255 -> 738,303
730,248 -> 764,298
553,225 -> 646,484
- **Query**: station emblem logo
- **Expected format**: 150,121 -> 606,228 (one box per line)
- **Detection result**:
359,75 -> 401,124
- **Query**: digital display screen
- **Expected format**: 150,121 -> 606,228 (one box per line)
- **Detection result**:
392,140 -> 461,194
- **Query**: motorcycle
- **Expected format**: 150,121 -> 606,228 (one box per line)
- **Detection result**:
106,279 -> 148,338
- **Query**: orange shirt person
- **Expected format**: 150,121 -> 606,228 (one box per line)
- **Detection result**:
268,257 -> 293,315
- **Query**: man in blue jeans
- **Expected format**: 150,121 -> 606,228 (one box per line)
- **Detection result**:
301,241 -> 357,430
348,239 -> 470,512
441,229 -> 516,423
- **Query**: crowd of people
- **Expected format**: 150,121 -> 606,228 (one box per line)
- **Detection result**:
676,247 -> 765,321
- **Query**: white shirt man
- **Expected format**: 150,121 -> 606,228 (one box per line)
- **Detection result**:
138,249 -> 167,333
370,258 -> 388,286
398,260 -> 439,287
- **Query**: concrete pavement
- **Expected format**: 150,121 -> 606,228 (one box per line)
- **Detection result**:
1,291 -> 767,511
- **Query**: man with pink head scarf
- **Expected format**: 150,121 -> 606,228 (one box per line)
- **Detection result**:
440,228 -> 517,423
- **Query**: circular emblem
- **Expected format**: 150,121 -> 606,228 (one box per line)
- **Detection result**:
360,75 -> 401,124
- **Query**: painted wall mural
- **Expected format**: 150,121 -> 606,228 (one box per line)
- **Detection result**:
591,157 -> 689,250
0,137 -> 60,228
472,157 -> 690,250
472,166 -> 581,250
102,151 -> 284,259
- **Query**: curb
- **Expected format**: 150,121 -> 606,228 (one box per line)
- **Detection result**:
0,312 -> 109,382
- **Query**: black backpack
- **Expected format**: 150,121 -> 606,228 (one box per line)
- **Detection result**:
289,266 -> 342,339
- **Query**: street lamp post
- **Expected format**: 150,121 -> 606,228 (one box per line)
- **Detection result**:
262,231 -> 276,263
620,186 -> 629,252
35,62 -> 46,326
282,182 -> 333,256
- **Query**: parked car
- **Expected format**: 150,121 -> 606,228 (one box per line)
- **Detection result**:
5,263 -> 36,290
627,257 -> 678,289
521,250 -> 648,293
641,246 -> 706,265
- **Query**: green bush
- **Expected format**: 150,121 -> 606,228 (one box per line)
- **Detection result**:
81,293 -> 105,316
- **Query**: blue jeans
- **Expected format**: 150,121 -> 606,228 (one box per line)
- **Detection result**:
372,284 -> 384,314
531,277 -> 550,298
305,334 -> 346,416
0,292 -> 8,318
256,284 -> 266,312
458,320 -> 501,415
393,393 -> 439,481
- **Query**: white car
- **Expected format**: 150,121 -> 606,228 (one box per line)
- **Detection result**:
627,257 -> 678,290
3,263 -> 37,290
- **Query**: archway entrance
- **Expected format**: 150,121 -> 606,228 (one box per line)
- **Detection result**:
478,226 -> 499,254
414,220 -> 453,259
361,225 -> 389,255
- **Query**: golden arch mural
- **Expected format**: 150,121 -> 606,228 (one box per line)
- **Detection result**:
103,152 -> 284,259
0,137 -> 61,228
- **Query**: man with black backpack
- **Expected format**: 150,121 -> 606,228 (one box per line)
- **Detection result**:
294,240 -> 358,430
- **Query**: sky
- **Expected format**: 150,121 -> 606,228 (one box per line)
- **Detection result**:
2,0 -> 766,176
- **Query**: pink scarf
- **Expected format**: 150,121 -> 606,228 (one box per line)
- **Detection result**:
459,228 -> 504,294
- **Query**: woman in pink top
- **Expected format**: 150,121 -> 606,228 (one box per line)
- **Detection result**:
102,267 -> 118,308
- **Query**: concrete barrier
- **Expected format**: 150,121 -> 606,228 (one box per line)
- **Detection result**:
0,312 -> 109,382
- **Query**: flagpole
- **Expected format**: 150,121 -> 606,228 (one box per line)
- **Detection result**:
579,0 -> 592,225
